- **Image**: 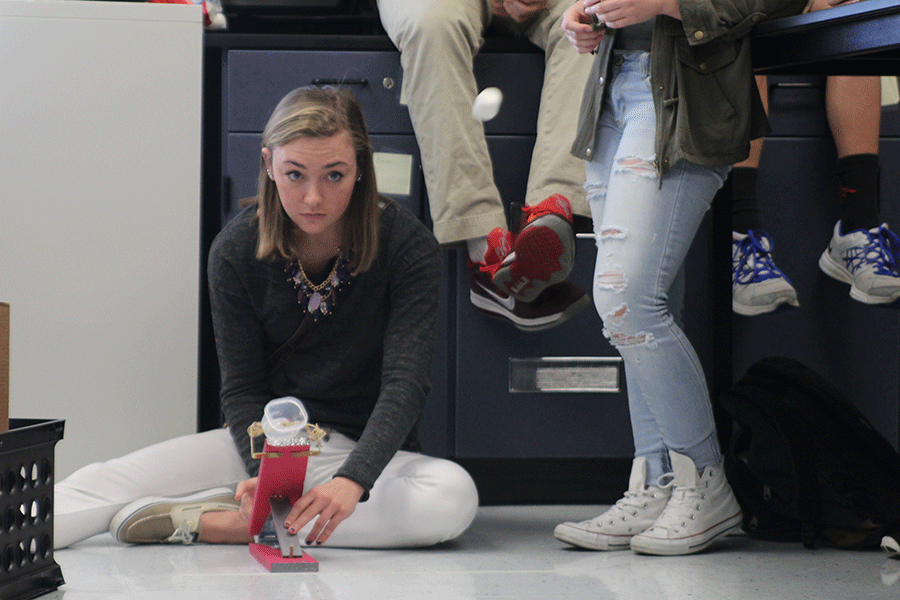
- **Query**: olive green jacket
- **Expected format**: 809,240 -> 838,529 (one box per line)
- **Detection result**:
571,0 -> 808,177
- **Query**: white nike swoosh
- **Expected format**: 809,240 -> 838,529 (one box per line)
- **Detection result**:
475,280 -> 516,310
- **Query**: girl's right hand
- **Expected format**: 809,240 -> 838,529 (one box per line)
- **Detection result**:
235,477 -> 260,523
492,0 -> 549,21
562,1 -> 606,54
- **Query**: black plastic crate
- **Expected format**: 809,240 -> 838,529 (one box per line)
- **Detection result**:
0,419 -> 65,600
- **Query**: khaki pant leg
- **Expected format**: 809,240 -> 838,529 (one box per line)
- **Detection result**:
376,0 -> 508,244
521,0 -> 594,217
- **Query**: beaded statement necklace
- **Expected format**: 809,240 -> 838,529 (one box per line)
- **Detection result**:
285,250 -> 353,321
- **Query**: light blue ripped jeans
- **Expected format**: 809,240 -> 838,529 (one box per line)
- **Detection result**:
586,50 -> 730,485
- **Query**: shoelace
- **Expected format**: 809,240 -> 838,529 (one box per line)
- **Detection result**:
594,489 -> 660,523
485,228 -> 514,264
470,257 -> 505,279
650,475 -> 707,532
844,226 -> 900,276
167,521 -> 198,545
733,231 -> 787,285
522,194 -> 573,225
470,229 -> 514,280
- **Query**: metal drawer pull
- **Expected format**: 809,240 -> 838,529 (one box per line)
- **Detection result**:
509,357 -> 622,393
311,78 -> 369,86
772,82 -> 817,87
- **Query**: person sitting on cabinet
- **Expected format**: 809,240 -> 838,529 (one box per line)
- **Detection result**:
53,85 -> 479,550
375,0 -> 594,331
731,1 -> 900,315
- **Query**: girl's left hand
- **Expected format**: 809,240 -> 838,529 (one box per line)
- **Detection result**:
283,476 -> 365,545
584,0 -> 681,29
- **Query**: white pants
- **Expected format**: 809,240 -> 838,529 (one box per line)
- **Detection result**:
54,428 -> 479,549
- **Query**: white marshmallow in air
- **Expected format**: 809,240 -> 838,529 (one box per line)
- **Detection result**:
472,87 -> 503,122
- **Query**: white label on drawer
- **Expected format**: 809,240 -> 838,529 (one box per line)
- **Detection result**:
883,76 -> 899,106
374,152 -> 413,196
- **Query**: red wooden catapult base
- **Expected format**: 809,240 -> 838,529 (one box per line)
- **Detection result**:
248,439 -> 319,572
249,542 -> 318,573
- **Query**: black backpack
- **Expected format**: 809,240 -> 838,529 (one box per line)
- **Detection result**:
719,356 -> 900,549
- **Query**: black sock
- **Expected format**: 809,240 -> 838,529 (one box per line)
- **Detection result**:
730,167 -> 762,234
836,153 -> 880,234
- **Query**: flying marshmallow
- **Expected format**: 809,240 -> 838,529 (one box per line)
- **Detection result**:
472,87 -> 503,122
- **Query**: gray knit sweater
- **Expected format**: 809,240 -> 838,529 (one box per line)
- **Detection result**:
207,200 -> 441,494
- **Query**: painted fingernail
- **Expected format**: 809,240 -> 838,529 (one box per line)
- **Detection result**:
316,541 -> 322,546
305,539 -> 312,545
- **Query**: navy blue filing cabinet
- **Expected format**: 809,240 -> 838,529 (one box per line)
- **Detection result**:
202,33 -> 721,503
730,76 -> 900,450
453,237 -> 634,460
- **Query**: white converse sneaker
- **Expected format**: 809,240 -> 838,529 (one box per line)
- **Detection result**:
554,457 -> 671,550
109,487 -> 239,544
818,220 -> 900,304
630,451 -> 742,556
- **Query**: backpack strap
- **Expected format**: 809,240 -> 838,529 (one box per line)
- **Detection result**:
784,429 -> 822,548
745,374 -> 823,548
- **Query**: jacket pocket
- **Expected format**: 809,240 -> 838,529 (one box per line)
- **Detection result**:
674,36 -> 754,159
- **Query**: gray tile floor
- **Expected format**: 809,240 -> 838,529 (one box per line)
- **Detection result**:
46,505 -> 899,599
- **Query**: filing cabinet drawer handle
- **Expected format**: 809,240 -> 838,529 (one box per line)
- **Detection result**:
768,80 -> 822,98
311,78 -> 369,87
771,82 -> 817,88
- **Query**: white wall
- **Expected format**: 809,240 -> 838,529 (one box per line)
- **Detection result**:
0,1 -> 203,479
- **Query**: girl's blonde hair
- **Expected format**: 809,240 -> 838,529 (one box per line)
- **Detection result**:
253,86 -> 380,274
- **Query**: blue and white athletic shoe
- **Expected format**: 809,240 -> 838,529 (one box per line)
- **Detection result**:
818,221 -> 900,305
732,230 -> 800,316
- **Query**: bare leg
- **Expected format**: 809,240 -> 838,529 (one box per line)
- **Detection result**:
824,76 -> 881,232
825,75 -> 881,159
734,75 -> 769,170
732,75 -> 768,233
